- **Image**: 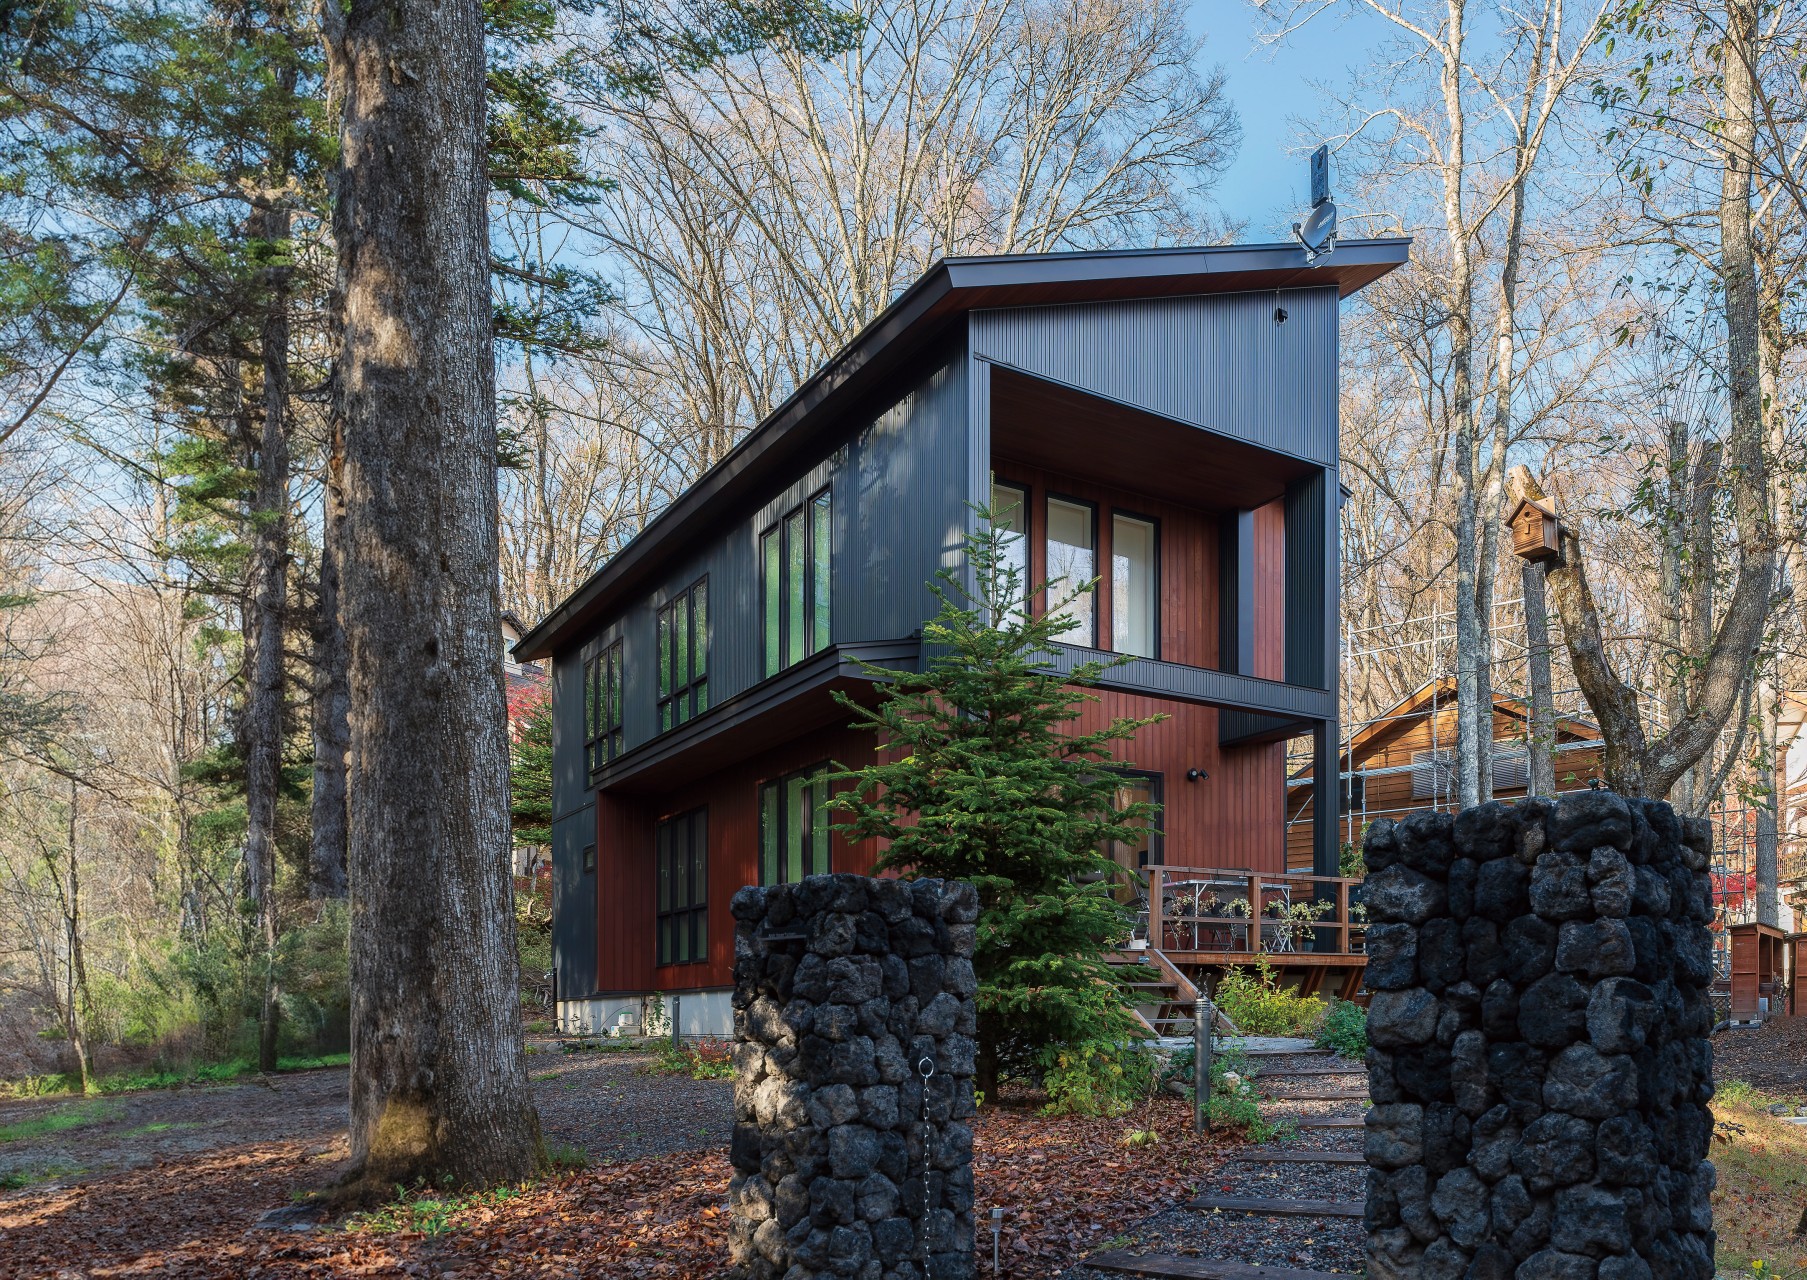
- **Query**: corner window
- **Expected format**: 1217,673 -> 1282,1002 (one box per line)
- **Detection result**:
989,480 -> 1028,617
1046,496 -> 1096,646
583,639 -> 623,772
655,808 -> 707,966
1111,514 -> 1158,659
759,764 -> 833,885
656,578 -> 708,732
762,489 -> 831,677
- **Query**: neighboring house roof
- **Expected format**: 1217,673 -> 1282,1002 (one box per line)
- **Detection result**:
513,238 -> 1412,663
1288,676 -> 1602,784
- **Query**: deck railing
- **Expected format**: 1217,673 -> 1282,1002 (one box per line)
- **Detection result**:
1141,866 -> 1366,957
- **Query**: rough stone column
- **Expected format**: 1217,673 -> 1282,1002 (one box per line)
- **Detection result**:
1363,792 -> 1717,1280
728,873 -> 979,1280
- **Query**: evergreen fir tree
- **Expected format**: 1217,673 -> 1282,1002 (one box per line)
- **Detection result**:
832,507 -> 1165,1098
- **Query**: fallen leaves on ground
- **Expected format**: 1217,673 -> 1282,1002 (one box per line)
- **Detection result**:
0,1092 -> 1236,1280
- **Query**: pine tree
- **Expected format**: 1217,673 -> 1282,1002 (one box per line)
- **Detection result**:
832,509 -> 1165,1097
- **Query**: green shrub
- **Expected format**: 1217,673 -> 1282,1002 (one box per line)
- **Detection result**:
1213,958 -> 1326,1037
644,1037 -> 735,1080
1039,1040 -> 1158,1117
1316,999 -> 1367,1058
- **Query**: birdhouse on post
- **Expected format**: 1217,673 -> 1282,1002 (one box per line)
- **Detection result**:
1508,496 -> 1560,562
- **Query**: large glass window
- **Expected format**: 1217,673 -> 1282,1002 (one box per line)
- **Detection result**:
989,480 -> 1028,617
759,764 -> 833,885
583,639 -> 624,772
1112,514 -> 1158,658
656,578 -> 708,732
655,808 -> 707,965
763,489 -> 832,677
1046,496 -> 1096,646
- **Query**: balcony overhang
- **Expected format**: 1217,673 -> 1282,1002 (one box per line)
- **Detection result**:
588,638 -> 920,796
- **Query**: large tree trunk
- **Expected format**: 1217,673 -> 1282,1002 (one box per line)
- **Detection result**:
1539,0 -> 1775,800
1437,0 -> 1487,809
328,0 -> 543,1190
309,418 -> 349,900
247,196 -> 293,1075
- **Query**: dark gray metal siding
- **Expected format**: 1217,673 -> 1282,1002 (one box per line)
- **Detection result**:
544,340 -> 973,998
968,288 -> 1340,465
550,647 -> 597,998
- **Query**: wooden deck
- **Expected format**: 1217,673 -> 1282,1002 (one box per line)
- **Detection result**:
1140,866 -> 1367,1000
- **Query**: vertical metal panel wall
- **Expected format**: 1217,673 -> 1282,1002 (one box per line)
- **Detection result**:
968,289 -> 1341,466
548,337 -> 973,1000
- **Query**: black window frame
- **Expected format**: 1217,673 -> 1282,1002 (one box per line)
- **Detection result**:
582,843 -> 596,874
655,807 -> 708,966
583,638 -> 624,773
656,577 -> 709,733
1108,508 -> 1162,661
762,487 -> 832,678
1044,492 -> 1099,648
758,762 -> 835,885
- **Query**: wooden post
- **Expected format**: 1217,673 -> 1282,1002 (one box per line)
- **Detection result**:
1247,874 -> 1261,954
1336,878 -> 1351,955
1194,996 -> 1213,1133
1149,867 -> 1163,950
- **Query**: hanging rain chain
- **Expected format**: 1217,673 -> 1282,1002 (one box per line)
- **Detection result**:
918,1055 -> 936,1280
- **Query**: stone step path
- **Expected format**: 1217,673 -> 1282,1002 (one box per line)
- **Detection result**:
1085,1251 -> 1347,1279
1181,1195 -> 1363,1218
1070,1050 -> 1369,1280
1233,1150 -> 1365,1166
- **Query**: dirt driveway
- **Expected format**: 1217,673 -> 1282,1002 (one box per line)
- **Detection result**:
0,1039 -> 732,1190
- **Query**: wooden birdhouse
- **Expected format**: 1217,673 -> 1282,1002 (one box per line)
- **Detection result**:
1508,496 -> 1560,562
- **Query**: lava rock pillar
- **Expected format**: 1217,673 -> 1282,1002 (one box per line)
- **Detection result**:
728,873 -> 979,1280
1363,792 -> 1717,1280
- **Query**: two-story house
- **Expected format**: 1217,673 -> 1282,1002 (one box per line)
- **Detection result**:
513,240 -> 1411,1037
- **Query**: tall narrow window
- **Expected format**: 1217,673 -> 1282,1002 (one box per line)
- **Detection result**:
990,480 -> 1028,617
656,578 -> 708,732
1112,514 -> 1158,658
759,763 -> 834,885
583,639 -> 624,772
1046,496 -> 1096,646
762,488 -> 832,677
655,808 -> 707,965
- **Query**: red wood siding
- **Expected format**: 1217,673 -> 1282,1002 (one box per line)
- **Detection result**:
596,724 -> 880,993
1074,691 -> 1286,873
1251,499 -> 1285,680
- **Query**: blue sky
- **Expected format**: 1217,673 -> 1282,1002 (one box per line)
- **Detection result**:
1194,1 -> 1391,237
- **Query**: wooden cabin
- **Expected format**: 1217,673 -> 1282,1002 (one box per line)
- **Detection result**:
1725,921 -> 1792,1022
1285,678 -> 1606,870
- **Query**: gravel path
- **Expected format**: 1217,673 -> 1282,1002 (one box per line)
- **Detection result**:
1061,1050 -> 1368,1278
0,1037 -> 731,1189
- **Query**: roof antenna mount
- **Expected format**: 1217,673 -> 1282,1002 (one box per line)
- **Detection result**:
1292,144 -> 1338,265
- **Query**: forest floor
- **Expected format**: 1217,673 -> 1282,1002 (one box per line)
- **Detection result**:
1712,1017 -> 1807,1095
0,1037 -> 1240,1279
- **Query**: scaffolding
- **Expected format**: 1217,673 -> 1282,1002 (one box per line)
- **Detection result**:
1288,595 -> 1767,986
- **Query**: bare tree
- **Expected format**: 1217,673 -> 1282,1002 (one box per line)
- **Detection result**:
1534,0 -> 1787,800
1263,0 -> 1610,804
324,0 -> 543,1190
577,0 -> 1238,438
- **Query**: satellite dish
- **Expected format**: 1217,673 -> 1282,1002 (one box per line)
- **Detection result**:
1292,143 -> 1338,264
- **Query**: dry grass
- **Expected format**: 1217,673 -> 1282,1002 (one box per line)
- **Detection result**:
1712,1082 -> 1807,1275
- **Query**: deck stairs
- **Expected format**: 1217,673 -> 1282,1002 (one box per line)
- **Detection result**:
1084,1042 -> 1370,1280
1111,947 -> 1240,1039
